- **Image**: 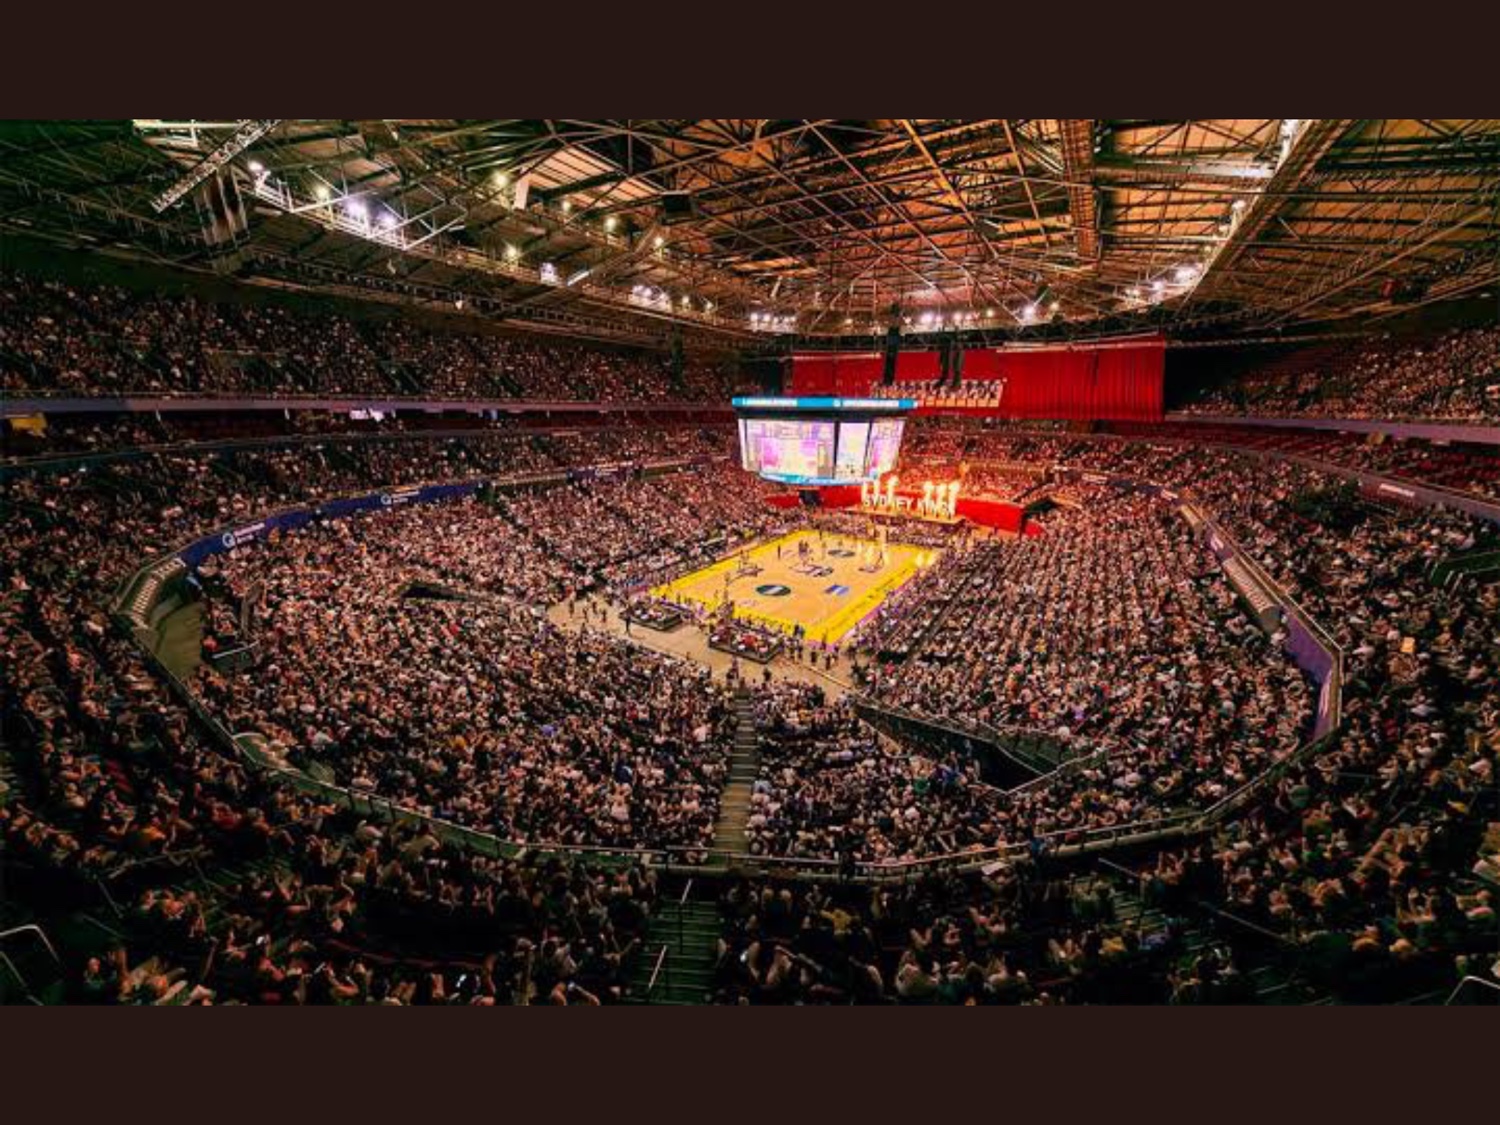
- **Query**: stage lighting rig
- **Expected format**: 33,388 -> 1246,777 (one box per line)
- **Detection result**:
148,120 -> 282,213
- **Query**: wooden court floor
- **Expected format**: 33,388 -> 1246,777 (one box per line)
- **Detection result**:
652,528 -> 941,644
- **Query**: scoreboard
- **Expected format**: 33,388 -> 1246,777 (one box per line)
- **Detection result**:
732,396 -> 915,486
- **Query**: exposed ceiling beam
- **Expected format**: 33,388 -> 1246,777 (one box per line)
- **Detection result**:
1057,119 -> 1099,262
1093,154 -> 1276,186
147,119 -> 282,212
1192,119 -> 1355,293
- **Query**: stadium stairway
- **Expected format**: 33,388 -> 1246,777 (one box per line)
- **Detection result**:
710,687 -> 761,862
1099,861 -> 1332,1005
625,879 -> 721,1005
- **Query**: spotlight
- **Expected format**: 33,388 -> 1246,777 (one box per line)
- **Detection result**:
653,235 -> 665,249
248,160 -> 264,174
604,216 -> 618,232
314,183 -> 331,202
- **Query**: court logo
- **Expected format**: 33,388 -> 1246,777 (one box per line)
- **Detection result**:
755,583 -> 792,597
828,548 -> 856,558
824,584 -> 850,596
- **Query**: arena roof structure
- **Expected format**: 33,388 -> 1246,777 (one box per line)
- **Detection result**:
1,119 -> 1496,347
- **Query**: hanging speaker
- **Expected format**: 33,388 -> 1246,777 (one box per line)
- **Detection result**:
883,324 -> 901,385
195,171 -> 248,246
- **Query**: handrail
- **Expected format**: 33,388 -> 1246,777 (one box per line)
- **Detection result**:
103,847 -> 214,881
0,953 -> 42,1005
852,696 -> 1067,771
1095,857 -> 1292,946
645,944 -> 670,996
0,924 -> 62,967
1444,975 -> 1500,1006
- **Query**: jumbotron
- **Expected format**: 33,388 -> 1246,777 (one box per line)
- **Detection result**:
2,119 -> 1498,1007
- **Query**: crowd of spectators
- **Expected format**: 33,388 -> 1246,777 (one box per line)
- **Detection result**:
0,267 -> 747,401
193,500 -> 736,854
712,868 -> 1244,1004
4,407 -> 1497,1004
853,490 -> 1315,836
0,425 -> 734,1003
746,682 -> 1002,864
499,466 -> 788,593
1180,326 -> 1500,423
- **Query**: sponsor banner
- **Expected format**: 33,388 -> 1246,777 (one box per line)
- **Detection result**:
418,483 -> 477,503
177,482 -> 483,568
318,494 -> 384,519
379,486 -> 423,507
1283,613 -> 1338,736
222,521 -> 268,548
568,461 -> 639,483
180,512 -> 303,567
732,395 -> 916,412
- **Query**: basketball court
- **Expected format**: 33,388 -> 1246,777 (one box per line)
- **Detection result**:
652,528 -> 941,644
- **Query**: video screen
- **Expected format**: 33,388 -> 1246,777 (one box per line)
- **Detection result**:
834,421 -> 870,481
865,418 -> 905,476
740,418 -> 837,483
738,415 -> 906,484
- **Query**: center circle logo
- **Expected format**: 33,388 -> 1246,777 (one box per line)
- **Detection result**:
755,583 -> 792,597
828,548 -> 856,558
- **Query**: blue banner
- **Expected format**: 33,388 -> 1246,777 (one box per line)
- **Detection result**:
178,482 -> 483,568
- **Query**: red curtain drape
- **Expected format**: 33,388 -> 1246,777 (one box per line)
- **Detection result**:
791,341 -> 1162,419
893,351 -> 941,383
962,338 -> 1164,420
789,355 -> 837,395
787,351 -> 941,396
789,353 -> 884,395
